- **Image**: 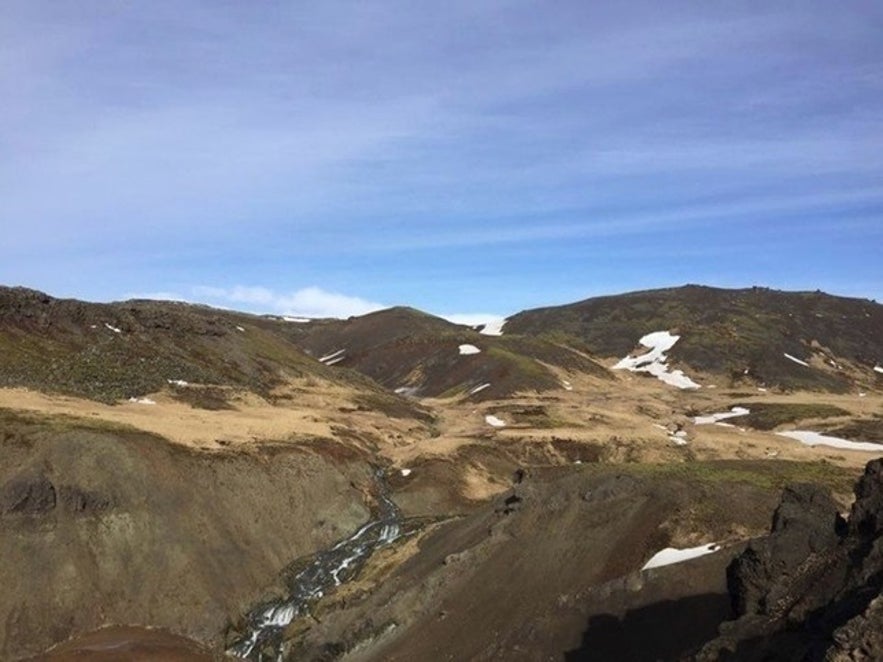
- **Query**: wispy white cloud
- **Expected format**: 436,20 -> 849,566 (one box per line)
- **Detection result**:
1,2 -> 881,308
191,285 -> 386,319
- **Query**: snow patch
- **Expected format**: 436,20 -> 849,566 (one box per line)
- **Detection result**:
283,316 -> 311,323
776,431 -> 883,453
612,331 -> 700,389
642,543 -> 721,570
694,407 -> 750,425
459,344 -> 481,355
784,353 -> 810,367
669,430 -> 689,446
104,323 -> 122,334
561,380 -> 573,391
236,326 -> 246,332
874,365 -> 883,374
400,468 -> 412,477
480,318 -> 506,336
468,383 -> 491,396
128,397 -> 156,405
319,349 -> 346,365
167,379 -> 189,387
485,415 -> 506,428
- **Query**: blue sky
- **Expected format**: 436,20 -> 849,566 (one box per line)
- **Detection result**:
2,1 -> 882,320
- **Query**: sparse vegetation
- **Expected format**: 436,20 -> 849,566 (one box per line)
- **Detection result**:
822,418 -> 883,441
584,459 -> 857,495
0,405 -> 159,439
730,402 -> 850,430
169,385 -> 235,410
507,285 -> 882,393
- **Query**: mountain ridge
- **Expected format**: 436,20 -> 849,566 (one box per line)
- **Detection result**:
507,284 -> 883,393
3,283 -> 881,401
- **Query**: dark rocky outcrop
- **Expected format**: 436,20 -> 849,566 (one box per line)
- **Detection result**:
727,483 -> 843,616
693,459 -> 883,661
1,473 -> 114,517
1,474 -> 57,515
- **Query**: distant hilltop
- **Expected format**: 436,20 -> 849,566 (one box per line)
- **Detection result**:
1,284 -> 881,400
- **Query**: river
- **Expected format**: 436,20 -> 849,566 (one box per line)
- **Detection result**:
227,469 -> 403,661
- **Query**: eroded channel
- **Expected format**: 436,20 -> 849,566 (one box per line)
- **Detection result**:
227,469 -> 403,660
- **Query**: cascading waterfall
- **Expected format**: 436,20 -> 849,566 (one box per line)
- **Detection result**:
228,469 -> 403,660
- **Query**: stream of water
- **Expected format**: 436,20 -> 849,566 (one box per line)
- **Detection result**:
227,469 -> 403,661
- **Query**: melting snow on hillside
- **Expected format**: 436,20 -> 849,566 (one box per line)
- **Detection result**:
468,383 -> 491,396
480,318 -> 506,336
642,543 -> 721,570
875,365 -> 883,374
128,397 -> 156,405
104,323 -> 122,334
485,415 -> 506,427
776,431 -> 883,453
669,430 -> 689,446
319,349 -> 346,366
613,331 -> 700,389
784,353 -> 810,367
694,407 -> 750,425
459,344 -> 481,355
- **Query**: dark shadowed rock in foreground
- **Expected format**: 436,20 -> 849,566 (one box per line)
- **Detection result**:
693,459 -> 883,661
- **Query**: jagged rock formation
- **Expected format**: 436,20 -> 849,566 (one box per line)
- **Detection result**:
694,459 -> 883,661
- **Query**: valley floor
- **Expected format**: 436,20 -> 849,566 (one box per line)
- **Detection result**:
2,369 -> 881,660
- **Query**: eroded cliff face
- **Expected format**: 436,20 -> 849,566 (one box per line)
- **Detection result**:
0,412 -> 372,661
695,459 -> 883,661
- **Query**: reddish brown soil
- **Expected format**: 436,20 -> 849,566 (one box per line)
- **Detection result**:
31,626 -> 217,661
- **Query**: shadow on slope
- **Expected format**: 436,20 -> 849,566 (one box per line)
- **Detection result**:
565,593 -> 730,662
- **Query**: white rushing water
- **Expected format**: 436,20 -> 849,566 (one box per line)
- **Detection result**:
228,470 -> 403,660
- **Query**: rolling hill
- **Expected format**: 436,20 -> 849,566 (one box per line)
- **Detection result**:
282,306 -> 611,401
0,287 -> 437,422
2,282 -> 883,661
506,285 -> 883,392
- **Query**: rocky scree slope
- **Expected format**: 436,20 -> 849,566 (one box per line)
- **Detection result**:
506,285 -> 883,392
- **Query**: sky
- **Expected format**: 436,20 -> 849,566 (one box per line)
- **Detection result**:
2,1 -> 882,321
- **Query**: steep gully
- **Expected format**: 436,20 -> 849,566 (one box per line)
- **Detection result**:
227,469 -> 403,661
